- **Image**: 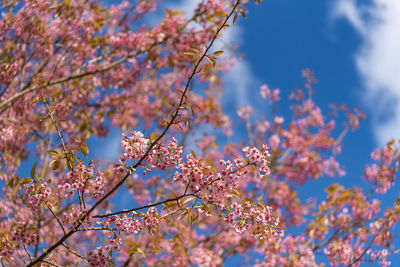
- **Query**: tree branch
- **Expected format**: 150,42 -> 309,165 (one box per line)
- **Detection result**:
26,2 -> 241,265
93,193 -> 198,218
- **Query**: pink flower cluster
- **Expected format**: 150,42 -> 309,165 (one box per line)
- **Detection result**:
23,180 -> 53,209
172,144 -> 277,237
260,84 -> 280,102
101,213 -> 141,235
58,161 -> 106,199
173,145 -> 271,202
226,201 -> 282,239
255,235 -> 317,267
324,240 -> 364,266
142,207 -> 160,229
100,207 -> 160,237
237,106 -> 253,120
363,143 -> 399,194
63,207 -> 92,230
367,249 -> 391,266
243,145 -> 271,178
10,221 -> 36,247
190,247 -> 214,266
120,131 -> 150,162
120,132 -> 183,174
87,246 -> 109,267
145,138 -> 183,171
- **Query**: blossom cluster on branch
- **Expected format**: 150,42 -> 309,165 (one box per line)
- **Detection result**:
0,0 -> 399,266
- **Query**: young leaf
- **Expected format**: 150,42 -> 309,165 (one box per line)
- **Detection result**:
31,161 -> 38,179
201,202 -> 211,213
182,48 -> 199,56
190,210 -> 199,225
177,210 -> 189,221
213,50 -> 224,56
182,50 -> 197,56
150,132 -> 158,142
180,197 -> 195,206
47,150 -> 59,156
239,10 -> 247,19
80,144 -> 89,157
20,177 -> 32,185
205,55 -> 216,67
189,148 -> 197,158
50,159 -> 61,170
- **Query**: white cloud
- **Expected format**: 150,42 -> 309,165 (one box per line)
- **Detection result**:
332,0 -> 400,146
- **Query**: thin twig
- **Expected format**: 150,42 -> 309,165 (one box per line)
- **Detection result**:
76,227 -> 116,232
42,259 -> 63,267
347,224 -> 384,267
23,245 -> 32,263
46,203 -> 67,235
61,243 -> 86,260
43,100 -> 73,172
312,220 -> 361,251
93,194 -> 197,218
34,210 -> 41,258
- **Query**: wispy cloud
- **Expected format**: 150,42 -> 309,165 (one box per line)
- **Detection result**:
332,0 -> 400,146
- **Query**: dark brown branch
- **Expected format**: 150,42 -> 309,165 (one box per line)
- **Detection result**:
42,259 -> 62,267
93,194 -> 198,218
347,224 -> 384,267
61,243 -> 86,260
312,220 -> 361,252
46,204 -> 67,235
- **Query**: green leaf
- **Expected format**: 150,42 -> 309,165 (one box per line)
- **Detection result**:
20,177 -> 31,185
190,210 -> 199,225
47,150 -> 59,156
182,48 -> 199,56
13,186 -> 19,196
233,13 -> 238,24
201,202 -> 211,213
205,55 -> 216,67
80,145 -> 89,157
31,161 -> 38,179
150,132 -> 158,142
50,159 -> 61,170
137,247 -> 145,258
180,197 -> 195,206
177,210 -> 189,221
127,244 -> 145,258
189,148 -> 197,158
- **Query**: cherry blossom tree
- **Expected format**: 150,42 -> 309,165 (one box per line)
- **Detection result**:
0,0 -> 399,266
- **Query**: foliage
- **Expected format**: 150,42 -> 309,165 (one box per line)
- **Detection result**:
0,0 -> 399,266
